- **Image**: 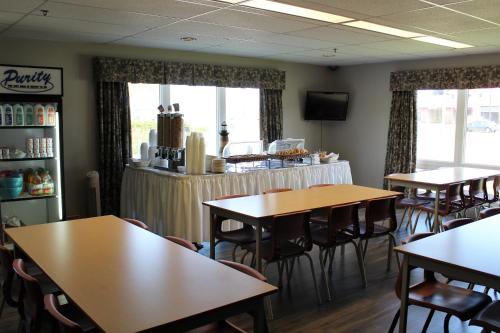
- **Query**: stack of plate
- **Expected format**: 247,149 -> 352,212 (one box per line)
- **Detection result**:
212,159 -> 226,173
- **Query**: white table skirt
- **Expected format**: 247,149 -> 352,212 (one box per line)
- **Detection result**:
120,161 -> 353,242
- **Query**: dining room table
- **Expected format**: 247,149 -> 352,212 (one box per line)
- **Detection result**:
394,214 -> 500,333
385,167 -> 500,232
203,184 -> 402,273
6,215 -> 277,333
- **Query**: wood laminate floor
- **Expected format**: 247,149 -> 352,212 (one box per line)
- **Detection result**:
0,210 -> 495,332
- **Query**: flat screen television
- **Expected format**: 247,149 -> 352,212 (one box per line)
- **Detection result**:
305,91 -> 349,121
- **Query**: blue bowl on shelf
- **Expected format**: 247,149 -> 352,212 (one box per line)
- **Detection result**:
0,177 -> 23,188
0,186 -> 23,200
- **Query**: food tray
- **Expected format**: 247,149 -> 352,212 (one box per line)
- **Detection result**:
267,153 -> 311,160
225,154 -> 268,164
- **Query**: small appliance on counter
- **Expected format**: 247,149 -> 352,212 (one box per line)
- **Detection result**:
153,104 -> 186,172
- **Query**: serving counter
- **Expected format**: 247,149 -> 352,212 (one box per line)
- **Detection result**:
120,161 -> 353,242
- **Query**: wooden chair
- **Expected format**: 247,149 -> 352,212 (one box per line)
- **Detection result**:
469,301 -> 500,332
309,184 -> 335,225
165,236 -> 198,252
213,194 -> 270,261
123,218 -> 148,230
442,217 -> 475,231
242,210 -> 323,304
388,233 -> 492,333
390,186 -> 430,232
44,294 -> 96,333
308,184 -> 334,188
262,188 -> 292,194
485,175 -> 500,206
310,202 -> 366,301
0,245 -> 18,317
480,207 -> 500,219
352,196 -> 400,271
414,182 -> 465,233
464,178 -> 488,219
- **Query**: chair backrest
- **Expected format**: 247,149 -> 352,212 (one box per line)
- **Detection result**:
468,178 -> 487,200
309,184 -> 334,189
325,203 -> 360,242
263,188 -> 292,194
214,194 -> 251,234
443,218 -> 474,231
0,245 -> 17,308
165,236 -> 198,252
270,210 -> 311,259
480,207 -> 500,219
443,182 -> 465,213
395,232 -> 435,298
218,260 -> 267,282
364,196 -> 398,235
493,176 -> 500,200
123,218 -> 148,230
44,294 -> 83,333
12,259 -> 44,331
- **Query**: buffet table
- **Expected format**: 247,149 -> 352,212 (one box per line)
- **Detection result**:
120,161 -> 353,242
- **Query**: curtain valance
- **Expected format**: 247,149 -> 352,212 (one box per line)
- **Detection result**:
390,65 -> 500,91
93,57 -> 286,89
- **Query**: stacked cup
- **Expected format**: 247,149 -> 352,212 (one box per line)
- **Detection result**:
211,158 -> 226,173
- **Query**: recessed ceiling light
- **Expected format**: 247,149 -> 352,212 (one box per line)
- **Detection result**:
238,0 -> 353,24
412,36 -> 473,49
180,36 -> 198,42
343,21 -> 423,38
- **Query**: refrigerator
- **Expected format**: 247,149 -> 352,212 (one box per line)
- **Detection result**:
0,64 -> 65,232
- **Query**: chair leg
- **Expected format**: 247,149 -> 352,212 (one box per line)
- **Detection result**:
421,309 -> 435,332
231,244 -> 239,262
387,233 -> 400,271
0,297 -> 5,318
318,248 -> 332,301
264,296 -> 274,321
398,208 -> 408,230
388,309 -> 400,333
351,240 -> 367,288
443,314 -> 452,333
328,246 -> 337,273
412,210 -> 423,234
362,239 -> 369,258
277,260 -> 284,289
240,250 -> 249,264
303,253 -> 322,305
406,207 -> 415,231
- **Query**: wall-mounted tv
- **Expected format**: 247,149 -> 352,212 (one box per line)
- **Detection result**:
304,91 -> 349,121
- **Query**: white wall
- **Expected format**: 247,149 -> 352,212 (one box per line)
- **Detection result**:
0,37 -> 334,218
324,52 -> 500,188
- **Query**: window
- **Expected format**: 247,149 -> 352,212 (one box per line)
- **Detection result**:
416,88 -> 500,168
128,84 -> 260,158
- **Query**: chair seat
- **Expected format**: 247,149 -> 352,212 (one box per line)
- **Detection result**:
417,191 -> 445,200
244,240 -> 304,261
187,321 -> 246,333
397,198 -> 430,208
347,222 -> 390,238
311,226 -> 354,247
470,300 -> 500,331
217,228 -> 271,244
486,193 -> 498,203
418,201 -> 463,215
410,281 -> 492,321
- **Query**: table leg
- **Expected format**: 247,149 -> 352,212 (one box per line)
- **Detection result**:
252,299 -> 269,333
210,211 -> 216,259
399,255 -> 410,333
433,188 -> 440,233
256,222 -> 262,273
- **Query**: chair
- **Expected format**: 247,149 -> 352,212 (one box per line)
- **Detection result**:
486,175 -> 500,206
480,207 -> 500,219
308,184 -> 334,188
469,301 -> 500,332
414,182 -> 465,233
464,178 -> 488,219
262,188 -> 292,194
123,218 -> 148,230
390,186 -> 429,233
311,203 -> 366,300
308,184 -> 335,225
218,260 -> 273,320
388,233 -> 492,333
353,196 -> 400,271
242,210 -> 323,304
442,217 -> 475,231
0,245 -> 18,317
44,294 -> 96,333
213,194 -> 270,261
165,236 -> 198,252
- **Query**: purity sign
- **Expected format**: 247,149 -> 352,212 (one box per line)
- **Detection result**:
0,65 -> 62,95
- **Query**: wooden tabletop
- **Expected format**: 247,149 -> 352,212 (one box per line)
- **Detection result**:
6,216 -> 276,333
385,167 -> 500,187
395,215 -> 500,279
203,184 -> 401,219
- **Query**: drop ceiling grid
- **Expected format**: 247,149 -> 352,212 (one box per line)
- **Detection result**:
0,0 -> 498,65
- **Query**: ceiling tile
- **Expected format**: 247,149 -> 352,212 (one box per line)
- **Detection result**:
115,36 -> 220,51
191,7 -> 321,33
444,0 -> 500,24
378,6 -> 496,34
246,31 -> 342,49
449,27 -> 500,46
0,0 -> 44,13
17,14 -> 149,36
0,11 -> 23,24
202,39 -> 308,56
421,0 -> 474,5
2,26 -> 122,42
288,25 -> 397,45
54,0 -> 222,19
363,38 -> 452,53
33,2 -> 179,29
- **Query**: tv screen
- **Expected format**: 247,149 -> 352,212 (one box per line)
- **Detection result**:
305,91 -> 349,121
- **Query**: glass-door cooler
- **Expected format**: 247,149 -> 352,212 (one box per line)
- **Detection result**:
0,64 -> 65,232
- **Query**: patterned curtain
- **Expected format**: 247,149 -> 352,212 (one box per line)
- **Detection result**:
260,89 -> 283,147
383,91 -> 417,188
96,82 -> 131,215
